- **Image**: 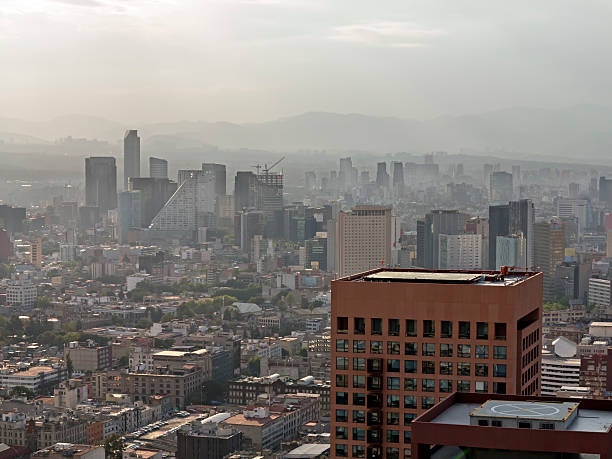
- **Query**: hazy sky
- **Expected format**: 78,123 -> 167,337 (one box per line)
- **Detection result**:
2,0 -> 612,123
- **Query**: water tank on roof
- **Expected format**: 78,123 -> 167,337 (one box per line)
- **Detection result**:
299,376 -> 314,385
269,373 -> 280,382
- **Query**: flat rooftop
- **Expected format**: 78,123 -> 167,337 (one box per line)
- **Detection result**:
351,269 -> 535,286
432,402 -> 612,433
471,400 -> 579,422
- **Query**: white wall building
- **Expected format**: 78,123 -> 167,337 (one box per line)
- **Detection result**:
438,233 -> 482,270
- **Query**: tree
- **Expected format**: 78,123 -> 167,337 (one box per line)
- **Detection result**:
11,386 -> 34,399
7,316 -> 23,335
35,296 -> 52,309
66,354 -> 74,378
135,318 -> 152,329
117,355 -> 129,368
104,434 -> 124,459
299,348 -> 308,357
246,356 -> 261,377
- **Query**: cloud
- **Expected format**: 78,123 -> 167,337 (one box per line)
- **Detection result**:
52,0 -> 102,6
329,21 -> 446,48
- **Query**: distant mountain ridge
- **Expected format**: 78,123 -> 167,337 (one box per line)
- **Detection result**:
2,105 -> 612,159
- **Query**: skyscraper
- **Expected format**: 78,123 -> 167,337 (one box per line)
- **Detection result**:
376,162 -> 389,188
391,161 -> 404,197
119,190 -> 142,243
489,200 -> 535,270
331,205 -> 392,277
202,163 -> 227,199
421,210 -> 466,269
234,171 -> 258,212
599,176 -> 612,207
331,268 -> 543,458
149,157 -> 168,179
488,204 -> 510,270
438,233 -> 482,269
534,219 -> 566,302
129,177 -> 178,227
490,171 -> 513,204
85,157 -> 117,212
123,130 -> 140,190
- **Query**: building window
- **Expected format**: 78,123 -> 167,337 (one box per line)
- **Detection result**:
421,397 -> 435,410
406,320 -> 417,337
353,340 -> 366,353
457,344 -> 471,358
405,342 -> 417,355
371,341 -> 383,354
387,430 -> 400,443
477,322 -> 488,339
335,444 -> 348,457
439,379 -> 452,393
337,317 -> 348,334
404,413 -> 415,426
478,420 -> 489,426
422,379 -> 435,392
422,361 -> 435,374
441,321 -> 452,338
423,320 -> 435,338
353,375 -> 366,388
495,322 -> 507,340
387,412 -> 400,425
336,339 -> 349,352
475,363 -> 488,377
404,378 -> 417,391
353,358 -> 365,371
371,318 -> 383,335
336,426 -> 348,439
518,422 -> 531,429
476,345 -> 489,359
459,321 -> 470,339
368,358 -> 383,372
475,381 -> 488,393
404,395 -> 417,409
491,420 -> 502,427
440,343 -> 453,357
457,363 -> 470,376
540,423 -> 554,430
352,428 -> 365,441
494,346 -> 507,359
440,361 -> 453,375
337,357 -> 349,370
388,319 -> 400,336
493,382 -> 506,394
336,374 -> 348,387
387,359 -> 400,372
494,364 -> 507,377
353,410 -> 365,423
388,342 -> 400,355
457,381 -> 471,392
405,360 -> 417,374
387,395 -> 400,408
352,445 -> 365,458
422,343 -> 435,357
336,392 -> 348,404
387,377 -> 400,390
353,393 -> 366,406
386,448 -> 400,459
354,317 -> 366,335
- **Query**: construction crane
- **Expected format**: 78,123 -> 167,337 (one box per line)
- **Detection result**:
251,156 -> 285,176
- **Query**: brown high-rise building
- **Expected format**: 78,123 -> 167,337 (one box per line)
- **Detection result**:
30,238 -> 42,268
332,206 -> 392,277
534,219 -> 565,302
331,268 -> 542,459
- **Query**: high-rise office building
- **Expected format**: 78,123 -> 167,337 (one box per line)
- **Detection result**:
119,190 -> 142,243
534,219 -> 566,302
30,238 -> 42,268
85,157 -> 117,213
489,200 -> 535,270
0,229 -> 11,262
490,171 -> 513,204
339,157 -> 353,191
421,210 -> 466,269
488,204 -> 510,269
496,234 -> 526,270
391,161 -> 404,197
0,205 -> 26,234
556,198 -> 589,234
331,268 -> 543,459
331,206 -> 392,277
234,171 -> 258,212
202,163 -> 227,199
129,177 -> 178,227
123,130 -> 140,190
599,177 -> 612,207
376,162 -> 389,188
149,157 -> 168,179
512,165 -> 521,199
438,233 -> 482,270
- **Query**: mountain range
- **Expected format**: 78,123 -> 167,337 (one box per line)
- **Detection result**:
1,105 -> 612,162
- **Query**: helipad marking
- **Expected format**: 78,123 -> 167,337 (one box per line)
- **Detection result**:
490,403 -> 560,417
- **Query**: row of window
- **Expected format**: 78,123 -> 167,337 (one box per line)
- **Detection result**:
335,444 -> 408,459
336,375 -> 503,391
336,427 -> 411,444
338,317 -> 507,340
335,410 -> 416,425
336,358 -> 507,377
335,383 -> 508,408
336,341 -> 507,359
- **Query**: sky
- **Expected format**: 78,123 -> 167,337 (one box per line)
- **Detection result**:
1,0 -> 612,123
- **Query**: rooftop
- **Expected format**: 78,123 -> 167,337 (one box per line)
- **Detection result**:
344,268 -> 537,286
471,400 -> 579,422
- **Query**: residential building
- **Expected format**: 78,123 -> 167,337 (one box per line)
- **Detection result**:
64,342 -> 112,372
534,219 -> 565,302
6,275 -> 37,306
438,234 -> 482,270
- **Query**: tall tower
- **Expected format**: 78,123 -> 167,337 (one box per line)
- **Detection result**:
124,130 -> 140,190
534,219 -> 565,302
149,157 -> 168,179
202,163 -> 227,199
85,157 -> 117,212
421,210 -> 466,269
